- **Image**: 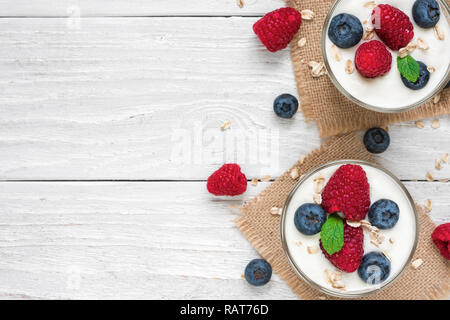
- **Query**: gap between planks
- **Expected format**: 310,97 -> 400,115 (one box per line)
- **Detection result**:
0,179 -> 447,183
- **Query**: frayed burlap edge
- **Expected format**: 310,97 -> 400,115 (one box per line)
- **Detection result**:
235,133 -> 450,300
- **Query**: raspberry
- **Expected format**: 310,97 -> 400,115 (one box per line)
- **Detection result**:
253,7 -> 302,52
431,223 -> 450,260
355,40 -> 392,78
320,224 -> 364,272
321,164 -> 371,221
207,164 -> 247,196
371,4 -> 414,50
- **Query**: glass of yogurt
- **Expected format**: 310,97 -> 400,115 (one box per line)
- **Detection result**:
321,0 -> 450,113
280,160 -> 419,298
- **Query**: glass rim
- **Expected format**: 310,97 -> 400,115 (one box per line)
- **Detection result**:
280,159 -> 420,298
320,0 -> 450,114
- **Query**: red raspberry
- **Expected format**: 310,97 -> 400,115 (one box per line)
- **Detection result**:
371,4 -> 414,51
253,7 -> 302,52
321,164 -> 371,221
320,224 -> 364,272
355,40 -> 392,78
431,223 -> 450,260
207,164 -> 247,196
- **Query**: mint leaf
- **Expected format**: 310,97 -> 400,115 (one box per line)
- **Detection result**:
320,214 -> 344,255
397,55 -> 420,83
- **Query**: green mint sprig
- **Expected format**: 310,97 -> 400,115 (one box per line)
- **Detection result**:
397,55 -> 420,83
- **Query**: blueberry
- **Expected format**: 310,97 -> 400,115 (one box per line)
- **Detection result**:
328,13 -> 363,49
368,199 -> 400,229
244,259 -> 272,286
445,81 -> 450,89
401,61 -> 430,90
363,128 -> 390,154
273,94 -> 298,119
413,0 -> 441,28
294,203 -> 327,235
358,252 -> 391,285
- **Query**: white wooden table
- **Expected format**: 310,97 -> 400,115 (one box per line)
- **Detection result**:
0,1 -> 448,299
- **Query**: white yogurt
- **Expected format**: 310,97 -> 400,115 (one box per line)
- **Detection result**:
283,163 -> 417,295
325,0 -> 450,111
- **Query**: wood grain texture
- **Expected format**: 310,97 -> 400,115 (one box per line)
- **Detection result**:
0,181 -> 447,299
0,0 -> 282,17
0,17 -> 449,181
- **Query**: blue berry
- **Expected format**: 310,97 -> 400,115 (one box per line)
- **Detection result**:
413,0 -> 441,28
328,13 -> 363,49
244,259 -> 272,286
294,203 -> 327,235
273,94 -> 298,119
358,252 -> 391,285
363,128 -> 390,154
401,61 -> 430,90
368,199 -> 400,229
445,81 -> 450,89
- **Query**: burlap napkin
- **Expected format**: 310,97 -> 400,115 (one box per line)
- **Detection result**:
288,0 -> 450,138
236,133 -> 449,299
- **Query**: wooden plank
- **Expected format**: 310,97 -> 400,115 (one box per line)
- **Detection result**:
0,181 -> 447,299
0,0 -> 282,17
0,17 -> 448,180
